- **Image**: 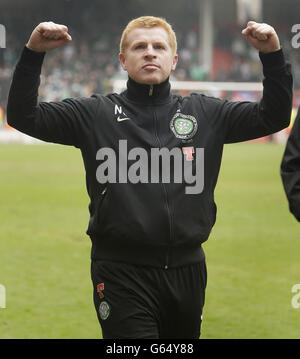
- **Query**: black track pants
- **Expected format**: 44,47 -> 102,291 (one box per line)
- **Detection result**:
91,258 -> 207,339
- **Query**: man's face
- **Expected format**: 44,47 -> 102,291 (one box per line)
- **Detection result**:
119,26 -> 178,85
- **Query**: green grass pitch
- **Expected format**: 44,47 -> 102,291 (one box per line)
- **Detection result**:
0,142 -> 299,339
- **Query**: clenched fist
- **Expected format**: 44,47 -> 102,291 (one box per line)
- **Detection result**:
26,22 -> 72,52
242,21 -> 280,53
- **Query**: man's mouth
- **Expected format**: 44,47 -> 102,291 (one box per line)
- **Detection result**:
143,64 -> 159,69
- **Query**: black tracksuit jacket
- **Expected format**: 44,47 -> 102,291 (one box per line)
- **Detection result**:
7,47 -> 293,268
281,108 -> 300,221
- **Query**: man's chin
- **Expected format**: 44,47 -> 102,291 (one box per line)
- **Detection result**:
135,75 -> 167,86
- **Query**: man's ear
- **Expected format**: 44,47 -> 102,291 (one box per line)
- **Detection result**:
172,54 -> 178,71
119,53 -> 127,70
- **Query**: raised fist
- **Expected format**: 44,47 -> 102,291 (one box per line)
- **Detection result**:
242,21 -> 280,53
26,21 -> 72,52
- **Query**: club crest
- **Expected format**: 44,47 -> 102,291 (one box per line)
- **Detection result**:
99,301 -> 111,320
170,113 -> 198,140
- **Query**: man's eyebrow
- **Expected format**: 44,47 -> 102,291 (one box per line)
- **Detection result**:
153,41 -> 167,46
131,39 -> 168,47
131,40 -> 147,47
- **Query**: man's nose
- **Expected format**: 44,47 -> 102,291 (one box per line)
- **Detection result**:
144,45 -> 156,58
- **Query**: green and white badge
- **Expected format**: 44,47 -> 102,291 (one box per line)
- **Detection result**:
99,301 -> 111,320
170,113 -> 198,140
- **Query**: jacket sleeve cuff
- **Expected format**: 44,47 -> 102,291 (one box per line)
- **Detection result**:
259,48 -> 286,70
18,46 -> 46,69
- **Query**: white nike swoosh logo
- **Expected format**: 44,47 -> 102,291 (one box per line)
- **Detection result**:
117,116 -> 130,122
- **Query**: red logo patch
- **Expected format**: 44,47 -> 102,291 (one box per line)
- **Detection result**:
97,283 -> 105,299
182,146 -> 195,161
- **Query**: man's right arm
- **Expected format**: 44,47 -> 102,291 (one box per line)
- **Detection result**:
281,109 -> 300,221
7,22 -> 97,148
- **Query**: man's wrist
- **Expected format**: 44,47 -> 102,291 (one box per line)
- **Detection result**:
25,43 -> 45,53
259,45 -> 281,54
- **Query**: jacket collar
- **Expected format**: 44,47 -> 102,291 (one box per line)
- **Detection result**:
123,77 -> 171,104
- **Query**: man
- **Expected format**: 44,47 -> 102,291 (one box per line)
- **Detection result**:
7,16 -> 292,339
281,108 -> 300,221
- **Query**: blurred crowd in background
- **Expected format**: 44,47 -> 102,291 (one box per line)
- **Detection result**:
1,0 -> 300,131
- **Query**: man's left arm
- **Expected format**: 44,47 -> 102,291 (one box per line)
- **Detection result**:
223,21 -> 293,143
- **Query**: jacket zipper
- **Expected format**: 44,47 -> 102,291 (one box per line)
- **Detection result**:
97,186 -> 108,224
150,86 -> 173,269
149,85 -> 154,96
